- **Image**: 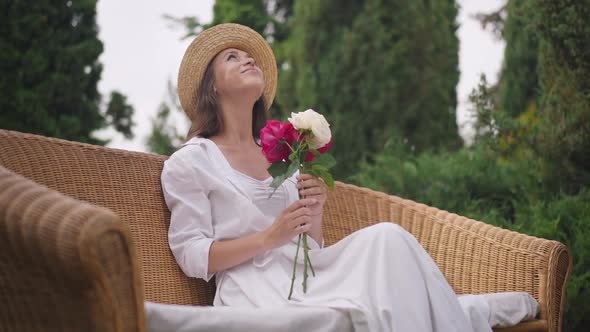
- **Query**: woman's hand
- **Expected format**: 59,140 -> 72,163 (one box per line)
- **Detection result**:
296,173 -> 328,216
261,198 -> 319,250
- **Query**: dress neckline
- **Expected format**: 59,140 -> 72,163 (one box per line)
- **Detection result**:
233,168 -> 273,184
204,137 -> 273,183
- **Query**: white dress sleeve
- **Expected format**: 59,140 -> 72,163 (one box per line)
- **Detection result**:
161,152 -> 215,282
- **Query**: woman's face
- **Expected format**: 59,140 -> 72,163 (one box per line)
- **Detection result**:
212,48 -> 264,100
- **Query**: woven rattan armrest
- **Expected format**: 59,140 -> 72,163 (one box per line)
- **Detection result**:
324,182 -> 571,332
0,166 -> 145,332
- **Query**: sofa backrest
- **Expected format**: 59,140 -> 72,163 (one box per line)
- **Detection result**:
0,129 -> 215,305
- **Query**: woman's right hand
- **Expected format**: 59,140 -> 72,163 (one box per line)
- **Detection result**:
261,198 -> 318,250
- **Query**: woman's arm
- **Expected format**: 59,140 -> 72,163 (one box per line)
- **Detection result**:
207,232 -> 266,273
208,198 -> 317,273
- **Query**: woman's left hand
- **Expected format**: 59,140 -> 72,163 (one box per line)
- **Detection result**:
296,173 -> 328,216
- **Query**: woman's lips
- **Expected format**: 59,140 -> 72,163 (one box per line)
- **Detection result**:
242,67 -> 259,74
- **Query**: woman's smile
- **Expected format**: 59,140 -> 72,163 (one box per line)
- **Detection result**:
241,67 -> 260,74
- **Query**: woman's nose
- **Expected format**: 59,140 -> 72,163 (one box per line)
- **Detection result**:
244,56 -> 256,66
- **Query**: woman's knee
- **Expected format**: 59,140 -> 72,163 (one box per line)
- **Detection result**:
368,221 -> 406,236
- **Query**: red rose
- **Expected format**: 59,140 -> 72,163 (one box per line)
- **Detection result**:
260,120 -> 299,162
304,140 -> 333,162
282,122 -> 299,145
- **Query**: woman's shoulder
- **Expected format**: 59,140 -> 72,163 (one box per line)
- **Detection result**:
168,136 -> 210,160
163,136 -> 214,173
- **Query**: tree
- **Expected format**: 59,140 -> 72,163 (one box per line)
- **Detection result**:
0,0 -> 134,145
479,0 -> 590,193
145,80 -> 185,156
105,91 -> 135,139
469,2 -> 590,329
281,0 -> 462,178
497,0 -> 539,118
533,0 -> 590,193
146,103 -> 184,156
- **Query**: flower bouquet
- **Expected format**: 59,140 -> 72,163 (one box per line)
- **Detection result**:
260,109 -> 336,299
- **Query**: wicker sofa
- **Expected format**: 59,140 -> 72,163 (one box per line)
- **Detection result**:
0,129 -> 571,332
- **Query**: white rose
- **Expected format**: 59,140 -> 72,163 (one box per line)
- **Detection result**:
288,109 -> 331,149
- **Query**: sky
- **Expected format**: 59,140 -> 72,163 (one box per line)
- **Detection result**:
94,0 -> 506,152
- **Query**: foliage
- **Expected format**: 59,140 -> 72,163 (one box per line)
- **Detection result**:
105,91 -> 135,139
353,135 -> 590,330
518,191 -> 590,331
281,0 -> 462,179
146,103 -> 184,156
353,136 -> 543,225
481,0 -> 590,194
497,0 -> 539,119
473,3 -> 506,40
210,0 -> 270,34
0,0 -> 134,144
355,1 -> 590,329
145,81 -> 185,156
533,0 -> 590,192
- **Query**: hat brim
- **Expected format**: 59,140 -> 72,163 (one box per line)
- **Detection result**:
177,23 -> 277,121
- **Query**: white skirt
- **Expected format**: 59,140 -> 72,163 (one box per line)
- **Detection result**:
214,222 -> 476,331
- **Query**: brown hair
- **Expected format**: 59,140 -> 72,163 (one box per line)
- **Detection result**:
184,54 -> 269,143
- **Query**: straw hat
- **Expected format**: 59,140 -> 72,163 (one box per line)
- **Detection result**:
177,23 -> 278,121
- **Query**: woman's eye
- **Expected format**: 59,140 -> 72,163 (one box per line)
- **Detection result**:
227,54 -> 236,60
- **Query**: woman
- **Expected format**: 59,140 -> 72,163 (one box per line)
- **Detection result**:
161,23 -> 477,331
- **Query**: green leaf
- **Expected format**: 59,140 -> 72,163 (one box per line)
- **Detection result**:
270,173 -> 288,189
308,165 -> 335,190
286,158 -> 300,177
268,159 -> 300,198
319,171 -> 335,189
310,153 -> 337,169
311,164 -> 329,173
268,161 -> 290,177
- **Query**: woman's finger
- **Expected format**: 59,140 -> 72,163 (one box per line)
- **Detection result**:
299,187 -> 325,197
286,198 -> 317,213
289,215 -> 311,229
297,178 -> 324,190
296,173 -> 314,181
287,206 -> 311,220
295,222 -> 312,234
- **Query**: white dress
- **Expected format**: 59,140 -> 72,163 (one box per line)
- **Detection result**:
161,136 -> 474,332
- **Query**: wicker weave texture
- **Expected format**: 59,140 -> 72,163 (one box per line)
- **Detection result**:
0,129 -> 215,306
0,129 -> 571,332
322,182 -> 570,332
0,166 -> 144,331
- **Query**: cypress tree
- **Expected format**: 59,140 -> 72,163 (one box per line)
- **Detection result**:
534,0 -> 590,191
0,0 -> 134,144
282,0 -> 462,178
497,0 -> 539,118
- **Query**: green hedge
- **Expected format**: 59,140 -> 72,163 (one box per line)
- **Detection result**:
352,138 -> 590,330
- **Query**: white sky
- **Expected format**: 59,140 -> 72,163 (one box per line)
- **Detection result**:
94,0 -> 505,152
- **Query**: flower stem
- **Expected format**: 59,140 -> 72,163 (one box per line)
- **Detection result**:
288,233 -> 302,300
306,240 -> 316,277
284,140 -> 296,153
288,163 -> 316,299
302,234 -> 309,293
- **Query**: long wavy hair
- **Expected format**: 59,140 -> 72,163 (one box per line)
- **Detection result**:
184,54 -> 268,143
